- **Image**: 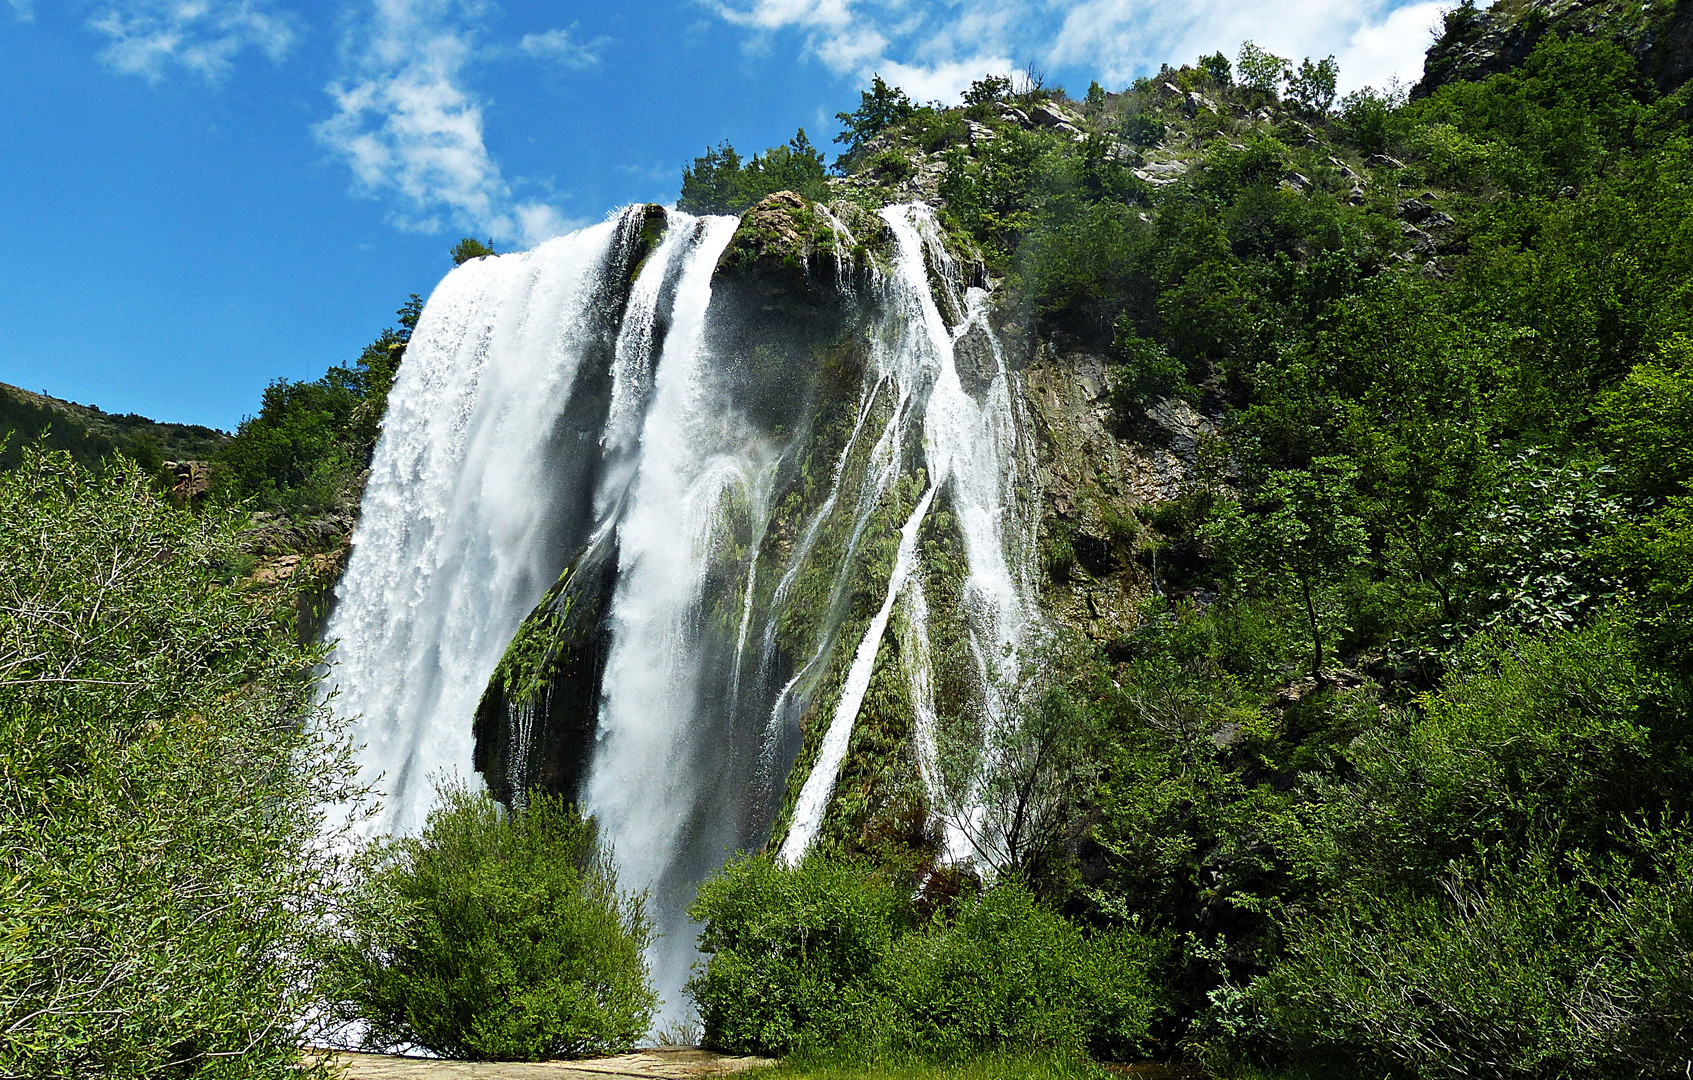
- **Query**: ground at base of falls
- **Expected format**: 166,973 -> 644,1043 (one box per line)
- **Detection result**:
311,1047 -> 775,1079
312,1050 -> 1213,1080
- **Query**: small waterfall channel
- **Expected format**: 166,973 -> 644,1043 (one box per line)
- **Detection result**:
322,202 -> 1041,1028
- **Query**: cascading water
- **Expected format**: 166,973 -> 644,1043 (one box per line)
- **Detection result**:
325,211 -> 646,837
778,205 -> 1040,866
324,200 -> 1040,1031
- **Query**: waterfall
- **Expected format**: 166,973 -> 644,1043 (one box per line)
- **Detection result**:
324,212 -> 643,838
777,204 -> 1040,866
324,199 -> 1040,1031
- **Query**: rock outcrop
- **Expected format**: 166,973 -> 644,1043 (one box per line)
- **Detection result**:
1415,0 -> 1693,98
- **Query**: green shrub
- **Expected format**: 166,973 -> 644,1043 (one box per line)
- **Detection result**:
450,237 -> 496,265
0,447 -> 359,1079
688,856 -> 907,1056
1337,87 -> 1402,156
333,785 -> 656,1060
215,296 -> 415,516
1108,319 -> 1190,426
883,885 -> 1163,1060
688,861 -> 1165,1061
1251,838 -> 1693,1078
1595,335 -> 1693,502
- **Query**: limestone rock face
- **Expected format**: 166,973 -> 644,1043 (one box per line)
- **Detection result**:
1020,344 -> 1216,643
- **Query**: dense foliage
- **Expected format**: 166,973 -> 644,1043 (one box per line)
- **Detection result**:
0,448 -> 358,1079
679,130 -> 830,215
330,785 -> 656,1061
688,26 -> 1693,1078
212,294 -> 419,515
688,858 -> 1162,1061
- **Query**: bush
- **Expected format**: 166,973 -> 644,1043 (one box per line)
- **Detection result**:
688,857 -> 907,1056
885,885 -> 1163,1060
688,860 -> 1165,1061
450,237 -> 496,265
1108,320 -> 1190,425
0,447 -> 359,1079
333,785 -> 656,1060
1251,839 -> 1693,1078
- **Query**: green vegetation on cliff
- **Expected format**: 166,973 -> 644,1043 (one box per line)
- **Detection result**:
684,18 -> 1693,1079
680,129 -> 830,215
212,292 -> 421,516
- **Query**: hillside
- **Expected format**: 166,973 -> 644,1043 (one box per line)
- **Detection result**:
13,3 -> 1691,1075
0,381 -> 228,472
644,11 -> 1693,1074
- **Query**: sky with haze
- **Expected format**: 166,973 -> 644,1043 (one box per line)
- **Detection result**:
2,0 -> 1455,430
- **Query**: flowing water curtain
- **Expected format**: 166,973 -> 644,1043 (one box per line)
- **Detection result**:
778,204 -> 1042,868
322,209 -> 652,838
325,201 -> 1042,1029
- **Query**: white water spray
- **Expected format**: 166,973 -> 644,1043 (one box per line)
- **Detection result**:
324,217 -> 632,837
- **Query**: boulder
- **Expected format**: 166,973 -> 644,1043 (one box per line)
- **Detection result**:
1030,101 -> 1085,128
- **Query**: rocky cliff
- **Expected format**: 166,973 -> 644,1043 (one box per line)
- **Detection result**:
1416,0 -> 1693,98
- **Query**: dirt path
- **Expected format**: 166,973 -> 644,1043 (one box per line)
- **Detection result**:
311,1048 -> 775,1080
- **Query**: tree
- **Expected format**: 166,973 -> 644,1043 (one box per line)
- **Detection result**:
1286,56 -> 1340,113
678,130 -> 829,215
215,295 -> 422,514
1236,41 -> 1291,99
1596,336 -> 1693,502
1199,51 -> 1233,86
451,237 -> 496,265
678,141 -> 744,215
936,638 -> 1104,891
0,447 -> 361,1078
1206,457 -> 1369,676
834,75 -> 914,161
963,74 -> 1013,107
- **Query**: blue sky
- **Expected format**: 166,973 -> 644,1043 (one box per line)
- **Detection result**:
1,0 -> 1452,430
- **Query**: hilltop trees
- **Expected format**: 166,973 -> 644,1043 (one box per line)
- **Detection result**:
678,129 -> 829,215
214,293 -> 420,515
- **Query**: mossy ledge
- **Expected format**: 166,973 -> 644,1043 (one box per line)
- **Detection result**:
472,532 -> 620,807
716,192 -> 895,308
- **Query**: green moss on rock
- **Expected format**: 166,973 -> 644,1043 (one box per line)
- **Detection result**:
472,533 -> 619,807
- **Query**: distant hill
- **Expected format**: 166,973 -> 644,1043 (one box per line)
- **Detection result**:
0,382 -> 229,472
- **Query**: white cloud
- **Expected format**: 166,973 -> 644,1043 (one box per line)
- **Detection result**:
8,0 -> 34,23
516,26 -> 609,69
1050,0 -> 1415,90
1337,1 -> 1447,92
316,0 -> 575,248
710,0 -> 1011,103
709,0 -> 1454,102
879,56 -> 1015,103
87,0 -> 296,84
